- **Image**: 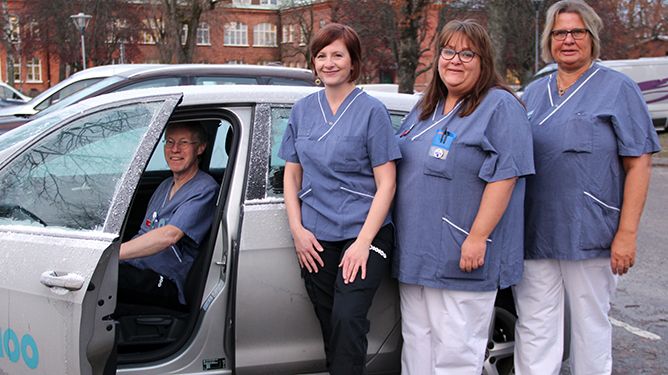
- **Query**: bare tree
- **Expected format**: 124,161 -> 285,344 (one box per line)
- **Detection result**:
141,0 -> 219,64
1,0 -> 16,85
280,0 -> 323,70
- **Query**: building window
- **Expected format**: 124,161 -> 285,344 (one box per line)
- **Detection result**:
232,0 -> 251,5
26,58 -> 41,82
260,0 -> 278,4
282,25 -> 296,43
254,23 -> 276,47
11,59 -> 21,82
197,23 -> 210,45
299,27 -> 306,46
9,15 -> 20,43
181,24 -> 188,45
226,60 -> 244,64
224,22 -> 247,46
319,19 -> 326,28
142,19 -> 158,44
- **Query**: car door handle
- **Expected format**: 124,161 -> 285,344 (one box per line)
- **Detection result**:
40,270 -> 85,291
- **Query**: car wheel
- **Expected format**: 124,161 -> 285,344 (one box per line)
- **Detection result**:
483,306 -> 516,375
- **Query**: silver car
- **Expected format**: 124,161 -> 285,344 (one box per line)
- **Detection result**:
0,85 -> 517,375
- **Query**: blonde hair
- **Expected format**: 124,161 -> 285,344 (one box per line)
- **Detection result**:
541,0 -> 603,63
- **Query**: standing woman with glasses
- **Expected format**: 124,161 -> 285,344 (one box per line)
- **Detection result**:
393,19 -> 534,374
278,23 -> 400,375
514,1 -> 661,374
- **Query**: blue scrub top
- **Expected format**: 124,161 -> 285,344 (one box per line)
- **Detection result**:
124,170 -> 219,304
523,63 -> 661,261
393,88 -> 535,292
278,87 -> 401,241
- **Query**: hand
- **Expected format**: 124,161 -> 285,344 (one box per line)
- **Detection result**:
460,235 -> 487,272
292,226 -> 324,273
339,240 -> 371,284
610,231 -> 637,275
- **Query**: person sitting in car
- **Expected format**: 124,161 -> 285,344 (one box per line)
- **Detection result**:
118,121 -> 219,309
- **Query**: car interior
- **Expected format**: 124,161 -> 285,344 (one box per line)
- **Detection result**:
113,107 -> 237,364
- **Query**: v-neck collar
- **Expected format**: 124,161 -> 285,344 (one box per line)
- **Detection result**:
318,87 -> 362,120
316,87 -> 365,142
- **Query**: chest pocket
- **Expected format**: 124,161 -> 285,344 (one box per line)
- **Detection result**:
332,136 -> 366,173
423,143 -> 457,180
562,113 -> 593,153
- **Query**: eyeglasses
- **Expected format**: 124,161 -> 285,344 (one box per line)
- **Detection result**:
163,139 -> 199,149
550,28 -> 590,41
440,48 -> 477,63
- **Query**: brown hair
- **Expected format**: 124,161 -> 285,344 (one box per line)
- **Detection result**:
541,0 -> 603,63
309,23 -> 362,83
419,19 -> 516,120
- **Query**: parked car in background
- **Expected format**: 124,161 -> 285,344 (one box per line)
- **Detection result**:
518,57 -> 668,132
0,64 -> 162,121
0,82 -> 31,108
0,85 -> 518,375
0,64 -> 316,135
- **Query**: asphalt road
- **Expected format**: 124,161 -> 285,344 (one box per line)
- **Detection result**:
560,139 -> 668,375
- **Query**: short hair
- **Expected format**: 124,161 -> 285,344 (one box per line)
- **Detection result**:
165,121 -> 208,146
309,23 -> 362,83
419,19 -> 515,120
541,0 -> 603,63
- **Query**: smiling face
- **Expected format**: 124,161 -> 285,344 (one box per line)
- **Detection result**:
313,38 -> 354,89
163,126 -> 206,179
438,32 -> 481,101
550,12 -> 593,72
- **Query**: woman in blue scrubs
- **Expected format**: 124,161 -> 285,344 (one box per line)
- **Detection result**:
514,1 -> 661,374
278,24 -> 400,375
393,20 -> 534,374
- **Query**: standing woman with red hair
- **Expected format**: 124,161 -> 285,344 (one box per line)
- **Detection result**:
279,23 -> 400,375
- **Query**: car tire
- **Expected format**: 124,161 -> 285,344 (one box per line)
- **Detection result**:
483,306 -> 516,375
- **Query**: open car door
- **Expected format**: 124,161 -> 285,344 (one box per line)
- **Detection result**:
0,93 -> 181,374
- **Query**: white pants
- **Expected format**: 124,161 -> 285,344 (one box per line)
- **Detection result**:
513,258 -> 617,375
399,283 -> 497,375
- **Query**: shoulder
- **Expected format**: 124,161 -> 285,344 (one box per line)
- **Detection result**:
523,74 -> 549,98
358,90 -> 389,110
193,171 -> 220,192
595,64 -> 639,92
292,89 -> 323,112
485,87 -> 524,111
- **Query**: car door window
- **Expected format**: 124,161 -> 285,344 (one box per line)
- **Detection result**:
117,77 -> 182,91
34,78 -> 104,111
0,101 -> 165,231
267,107 -> 290,198
265,108 -> 407,198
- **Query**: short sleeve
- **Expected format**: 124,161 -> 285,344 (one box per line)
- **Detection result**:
169,180 -> 218,246
478,95 -> 535,182
610,79 -> 662,156
366,103 -> 402,167
278,108 -> 300,163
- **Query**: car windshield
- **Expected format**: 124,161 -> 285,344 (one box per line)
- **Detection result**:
35,76 -> 125,119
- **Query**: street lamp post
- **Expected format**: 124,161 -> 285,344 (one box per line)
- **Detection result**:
70,12 -> 92,69
532,0 -> 544,74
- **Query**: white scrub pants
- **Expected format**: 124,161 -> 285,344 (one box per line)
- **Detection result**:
399,283 -> 497,375
513,258 -> 617,375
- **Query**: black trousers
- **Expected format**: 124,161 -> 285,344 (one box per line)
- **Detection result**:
117,263 -> 181,310
302,224 -> 394,375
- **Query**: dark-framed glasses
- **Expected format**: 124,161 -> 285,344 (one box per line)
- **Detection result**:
550,28 -> 590,41
163,139 -> 199,149
440,48 -> 477,63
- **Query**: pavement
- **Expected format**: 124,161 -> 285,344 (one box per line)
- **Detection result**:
652,156 -> 668,167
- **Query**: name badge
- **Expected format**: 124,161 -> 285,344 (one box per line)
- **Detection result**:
428,129 -> 456,160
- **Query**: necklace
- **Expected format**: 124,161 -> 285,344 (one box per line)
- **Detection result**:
556,76 -> 576,96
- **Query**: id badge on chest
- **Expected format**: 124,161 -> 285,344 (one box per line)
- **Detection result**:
428,129 -> 456,160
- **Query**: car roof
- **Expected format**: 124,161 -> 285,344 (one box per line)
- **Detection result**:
74,84 -> 418,113
114,64 -> 314,80
66,64 -> 167,80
